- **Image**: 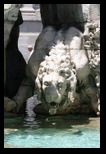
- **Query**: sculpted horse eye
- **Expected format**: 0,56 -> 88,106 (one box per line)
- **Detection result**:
44,81 -> 50,86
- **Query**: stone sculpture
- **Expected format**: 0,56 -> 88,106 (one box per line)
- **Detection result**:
33,26 -> 100,115
4,4 -> 27,112
4,4 -> 22,48
4,4 -> 100,116
4,4 -> 22,84
4,10 -> 26,99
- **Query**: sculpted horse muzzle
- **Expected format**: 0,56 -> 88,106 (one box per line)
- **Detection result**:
36,71 -> 72,115
42,73 -> 68,114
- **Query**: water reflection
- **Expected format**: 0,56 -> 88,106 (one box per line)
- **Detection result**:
4,115 -> 100,148
23,116 -> 41,128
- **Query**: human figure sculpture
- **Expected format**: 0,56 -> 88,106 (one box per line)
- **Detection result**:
4,10 -> 26,99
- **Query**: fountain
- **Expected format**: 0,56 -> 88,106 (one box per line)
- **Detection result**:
4,4 -> 100,148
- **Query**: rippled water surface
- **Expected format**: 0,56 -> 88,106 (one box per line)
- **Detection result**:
4,115 -> 100,148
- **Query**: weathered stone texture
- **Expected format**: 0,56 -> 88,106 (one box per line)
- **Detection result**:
4,4 -> 22,48
89,4 -> 100,25
4,4 -> 100,116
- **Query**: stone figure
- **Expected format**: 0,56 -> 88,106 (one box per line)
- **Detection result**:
4,10 -> 26,99
4,6 -> 27,112
4,4 -> 22,84
4,4 -> 100,116
33,26 -> 99,115
4,4 -> 22,49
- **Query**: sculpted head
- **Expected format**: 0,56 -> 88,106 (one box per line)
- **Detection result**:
35,46 -> 77,115
42,72 -> 68,105
35,67 -> 76,115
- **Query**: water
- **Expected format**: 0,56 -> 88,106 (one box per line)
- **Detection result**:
4,115 -> 100,148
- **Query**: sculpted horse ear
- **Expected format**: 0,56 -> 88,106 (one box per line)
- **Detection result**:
59,68 -> 72,79
35,76 -> 42,100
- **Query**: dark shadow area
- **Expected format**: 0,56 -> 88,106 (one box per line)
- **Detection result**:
4,114 -> 100,130
40,4 -> 84,32
4,11 -> 26,99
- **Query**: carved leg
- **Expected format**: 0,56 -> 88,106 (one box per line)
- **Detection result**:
28,26 -> 57,77
84,75 -> 100,116
4,97 -> 17,112
4,77 -> 34,113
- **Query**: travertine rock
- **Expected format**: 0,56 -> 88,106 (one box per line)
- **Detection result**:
33,26 -> 99,116
84,22 -> 100,98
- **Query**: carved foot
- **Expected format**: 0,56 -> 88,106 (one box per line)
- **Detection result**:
4,97 -> 17,112
85,85 -> 100,116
